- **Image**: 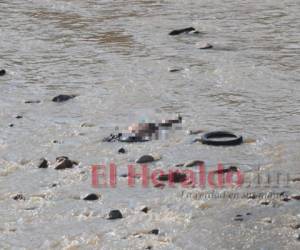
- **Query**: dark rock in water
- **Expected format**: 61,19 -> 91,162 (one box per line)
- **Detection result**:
291,177 -> 300,182
15,115 -> 23,119
146,246 -> 153,250
183,160 -> 205,168
24,100 -> 41,104
55,156 -> 77,170
103,133 -> 122,142
119,133 -> 149,143
12,194 -> 25,201
233,215 -> 243,221
168,67 -> 183,72
80,122 -> 95,128
214,166 -> 239,174
291,195 -> 300,200
0,69 -> 6,76
52,94 -> 76,103
136,155 -> 161,164
83,193 -> 99,201
169,27 -> 195,35
9,124 -> 14,127
38,158 -> 49,168
158,172 -> 187,183
141,206 -> 150,213
118,148 -> 126,154
149,229 -> 159,235
108,210 -> 123,220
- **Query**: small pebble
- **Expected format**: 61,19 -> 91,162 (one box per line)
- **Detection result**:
158,172 -> 187,183
52,94 -> 76,103
9,124 -> 14,127
0,69 -> 6,76
12,194 -> 25,201
136,154 -> 161,164
108,210 -> 123,220
169,27 -> 196,35
83,193 -> 100,201
183,160 -> 204,168
168,67 -> 183,72
149,229 -> 159,235
118,148 -> 126,154
141,207 -> 150,213
291,195 -> 300,200
55,156 -> 76,170
38,158 -> 49,168
15,115 -> 23,119
24,100 -> 41,104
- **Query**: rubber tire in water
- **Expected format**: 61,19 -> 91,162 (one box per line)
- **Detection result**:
201,131 -> 243,146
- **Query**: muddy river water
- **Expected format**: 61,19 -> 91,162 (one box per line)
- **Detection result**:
0,0 -> 300,249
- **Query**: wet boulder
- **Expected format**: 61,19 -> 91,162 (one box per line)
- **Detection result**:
108,210 -> 123,220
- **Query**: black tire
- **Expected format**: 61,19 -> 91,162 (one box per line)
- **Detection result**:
201,131 -> 243,146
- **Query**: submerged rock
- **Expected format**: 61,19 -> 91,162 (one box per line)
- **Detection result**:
291,194 -> 300,200
169,27 -> 196,35
168,67 -> 183,72
54,156 -> 77,170
83,193 -> 100,201
108,210 -> 123,220
149,229 -> 159,235
118,148 -> 126,154
136,154 -> 161,164
24,100 -> 41,104
0,69 -> 6,76
183,160 -> 205,168
141,206 -> 150,213
38,158 -> 49,168
52,94 -> 76,103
